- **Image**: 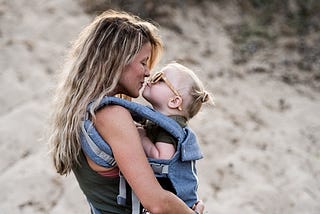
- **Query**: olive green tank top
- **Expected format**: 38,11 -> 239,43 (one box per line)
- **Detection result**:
72,151 -> 132,213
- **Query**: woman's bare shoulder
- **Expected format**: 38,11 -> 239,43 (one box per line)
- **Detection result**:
95,104 -> 132,122
94,104 -> 134,135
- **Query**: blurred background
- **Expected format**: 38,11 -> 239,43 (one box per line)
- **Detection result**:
1,0 -> 319,213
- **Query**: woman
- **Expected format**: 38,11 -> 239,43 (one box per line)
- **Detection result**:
49,10 -> 204,214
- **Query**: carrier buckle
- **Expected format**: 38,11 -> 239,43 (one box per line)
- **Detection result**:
150,163 -> 169,174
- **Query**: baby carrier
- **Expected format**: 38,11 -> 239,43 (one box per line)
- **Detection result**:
80,96 -> 203,213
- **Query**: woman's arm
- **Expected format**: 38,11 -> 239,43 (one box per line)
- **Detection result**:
95,105 -> 197,214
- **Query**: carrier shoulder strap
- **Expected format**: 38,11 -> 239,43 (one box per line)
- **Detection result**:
97,96 -> 185,140
80,96 -> 186,167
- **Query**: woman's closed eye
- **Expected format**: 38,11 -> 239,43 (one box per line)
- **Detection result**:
141,58 -> 148,66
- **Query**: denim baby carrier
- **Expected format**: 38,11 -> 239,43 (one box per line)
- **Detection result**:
80,96 -> 203,213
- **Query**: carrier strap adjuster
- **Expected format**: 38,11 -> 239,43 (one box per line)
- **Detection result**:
150,163 -> 169,174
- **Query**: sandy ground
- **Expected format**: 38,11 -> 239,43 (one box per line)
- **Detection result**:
1,0 -> 319,213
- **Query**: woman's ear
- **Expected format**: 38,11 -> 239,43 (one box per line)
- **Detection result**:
168,96 -> 183,111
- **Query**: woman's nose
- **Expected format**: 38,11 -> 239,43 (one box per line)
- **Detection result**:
145,67 -> 150,77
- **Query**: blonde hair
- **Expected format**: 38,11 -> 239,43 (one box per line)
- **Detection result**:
164,62 -> 213,119
49,10 -> 163,175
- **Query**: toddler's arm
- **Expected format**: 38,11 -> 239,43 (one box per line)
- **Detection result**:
137,127 -> 175,159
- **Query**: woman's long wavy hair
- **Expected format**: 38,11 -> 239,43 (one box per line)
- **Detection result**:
49,10 -> 162,175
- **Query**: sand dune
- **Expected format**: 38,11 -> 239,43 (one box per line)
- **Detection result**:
1,0 -> 319,213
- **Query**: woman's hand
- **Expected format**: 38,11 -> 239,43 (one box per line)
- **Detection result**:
192,200 -> 205,214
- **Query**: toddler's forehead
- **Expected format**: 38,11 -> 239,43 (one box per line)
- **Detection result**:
167,67 -> 186,80
162,66 -> 178,76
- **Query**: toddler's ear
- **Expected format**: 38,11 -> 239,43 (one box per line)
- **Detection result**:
168,96 -> 183,111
